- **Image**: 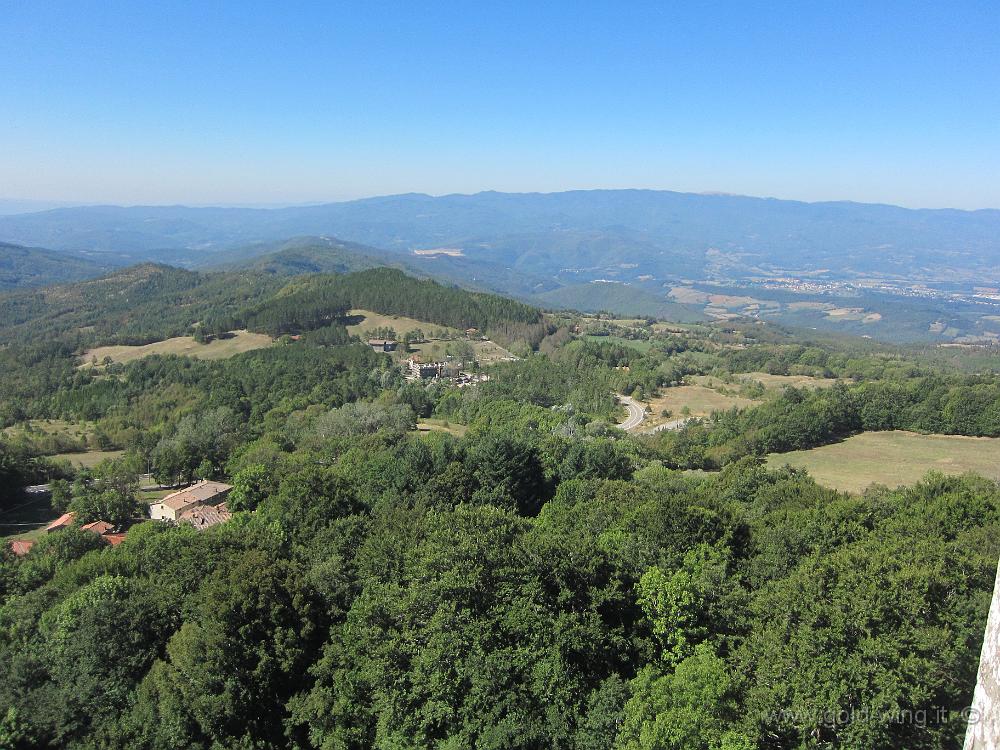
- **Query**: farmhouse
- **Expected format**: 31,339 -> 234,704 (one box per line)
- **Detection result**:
80,519 -> 127,546
150,480 -> 232,522
368,339 -> 398,352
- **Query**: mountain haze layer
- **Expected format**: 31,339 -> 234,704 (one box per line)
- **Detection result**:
2,190 -> 998,285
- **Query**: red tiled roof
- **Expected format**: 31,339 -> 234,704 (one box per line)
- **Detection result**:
8,540 -> 34,557
103,533 -> 127,546
45,512 -> 76,532
81,520 -> 115,535
178,501 -> 232,530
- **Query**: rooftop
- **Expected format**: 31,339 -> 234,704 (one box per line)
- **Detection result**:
81,520 -> 116,535
160,480 -> 233,511
45,512 -> 76,532
8,540 -> 34,557
179,501 -> 232,530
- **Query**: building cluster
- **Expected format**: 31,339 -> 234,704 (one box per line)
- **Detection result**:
7,480 -> 236,559
407,357 -> 454,379
5,511 -> 129,557
149,479 -> 233,529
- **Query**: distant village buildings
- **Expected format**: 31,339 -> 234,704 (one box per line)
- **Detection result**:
408,358 -> 448,379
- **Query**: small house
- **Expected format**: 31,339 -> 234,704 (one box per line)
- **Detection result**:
368,339 -> 398,352
45,512 -> 76,533
8,540 -> 34,557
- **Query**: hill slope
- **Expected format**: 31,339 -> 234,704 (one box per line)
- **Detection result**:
536,281 -> 705,322
0,242 -> 117,290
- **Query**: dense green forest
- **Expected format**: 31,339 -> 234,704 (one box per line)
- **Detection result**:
2,264 -> 999,748
2,427 -> 995,748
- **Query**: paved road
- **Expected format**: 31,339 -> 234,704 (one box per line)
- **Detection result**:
616,395 -> 646,431
19,473 -> 158,496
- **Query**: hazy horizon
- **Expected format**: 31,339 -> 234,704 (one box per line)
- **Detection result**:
4,2 -> 998,210
2,185 -> 999,218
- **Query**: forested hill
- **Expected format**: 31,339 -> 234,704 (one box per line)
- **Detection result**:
206,235 -> 407,275
0,263 -> 545,347
0,264 -> 284,346
0,242 -> 116,291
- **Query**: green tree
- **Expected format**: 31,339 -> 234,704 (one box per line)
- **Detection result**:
228,463 -> 271,512
618,645 -> 752,750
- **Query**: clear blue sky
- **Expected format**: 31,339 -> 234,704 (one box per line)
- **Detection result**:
2,1 -> 998,208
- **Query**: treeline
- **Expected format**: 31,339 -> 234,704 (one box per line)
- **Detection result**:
0,442 -> 68,510
658,375 -> 1000,468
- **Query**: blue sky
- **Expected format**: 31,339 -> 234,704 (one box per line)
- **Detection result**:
2,1 -> 998,208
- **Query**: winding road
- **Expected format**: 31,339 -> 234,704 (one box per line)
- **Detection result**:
616,395 -> 646,431
616,394 -> 696,434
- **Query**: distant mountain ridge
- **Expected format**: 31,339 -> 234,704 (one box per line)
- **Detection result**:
1,190 -> 998,287
4,190 -> 1000,339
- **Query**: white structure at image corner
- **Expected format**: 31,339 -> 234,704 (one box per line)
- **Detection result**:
966,557 -> 1000,749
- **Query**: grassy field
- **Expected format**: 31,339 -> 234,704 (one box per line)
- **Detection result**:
50,450 -> 124,468
732,372 -> 841,390
345,310 -> 459,339
640,385 -> 757,430
767,430 -> 1000,493
470,339 -> 517,364
3,419 -> 98,454
417,419 -> 468,437
3,418 -> 95,440
81,330 -> 272,367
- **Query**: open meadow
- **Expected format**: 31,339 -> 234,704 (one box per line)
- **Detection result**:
731,372 -> 842,390
640,384 -> 758,430
50,450 -> 124,468
81,330 -> 273,366
344,309 -> 459,339
767,430 -> 1000,493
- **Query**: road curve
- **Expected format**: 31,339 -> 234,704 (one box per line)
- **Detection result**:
616,394 -> 646,431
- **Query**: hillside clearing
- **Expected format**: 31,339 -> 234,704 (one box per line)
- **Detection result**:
51,450 -> 125,468
344,309 -> 459,338
730,372 -> 841,390
81,330 -> 273,366
640,385 -> 758,430
417,419 -> 468,437
767,430 -> 1000,493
